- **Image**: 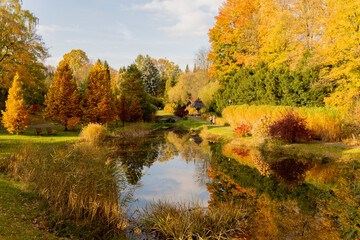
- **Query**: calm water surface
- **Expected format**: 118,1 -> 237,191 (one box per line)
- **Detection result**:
113,130 -> 359,239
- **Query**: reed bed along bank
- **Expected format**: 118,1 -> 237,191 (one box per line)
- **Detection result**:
139,201 -> 248,239
2,143 -> 132,239
222,105 -> 356,141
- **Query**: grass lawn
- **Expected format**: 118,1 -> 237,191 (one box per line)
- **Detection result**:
156,110 -> 173,116
0,125 -> 79,157
174,119 -> 207,130
0,176 -> 60,240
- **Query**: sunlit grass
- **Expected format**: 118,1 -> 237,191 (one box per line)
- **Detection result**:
0,175 -> 60,239
156,110 -> 173,116
174,119 -> 206,130
0,125 -> 79,157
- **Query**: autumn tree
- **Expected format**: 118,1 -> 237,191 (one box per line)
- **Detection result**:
120,64 -> 156,121
44,60 -> 81,131
152,58 -> 181,99
168,70 -> 210,106
208,0 -> 260,83
140,56 -> 160,96
321,0 -> 360,117
185,64 -> 190,73
115,96 -> 129,127
129,99 -> 143,122
1,73 -> 29,134
83,60 -> 115,123
63,49 -> 89,73
0,0 -> 48,89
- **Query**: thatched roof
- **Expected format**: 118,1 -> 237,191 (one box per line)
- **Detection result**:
190,98 -> 206,109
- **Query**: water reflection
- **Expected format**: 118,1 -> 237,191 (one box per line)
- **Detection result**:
111,130 -> 358,239
113,131 -> 211,209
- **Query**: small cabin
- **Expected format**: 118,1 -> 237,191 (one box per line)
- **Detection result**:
190,98 -> 206,116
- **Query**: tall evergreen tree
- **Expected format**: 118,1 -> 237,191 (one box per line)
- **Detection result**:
140,56 -> 160,96
1,73 -> 29,134
83,61 -> 115,123
185,64 -> 190,73
44,60 -> 81,131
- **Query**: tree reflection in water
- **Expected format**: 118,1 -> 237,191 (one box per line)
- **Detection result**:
110,130 -> 358,239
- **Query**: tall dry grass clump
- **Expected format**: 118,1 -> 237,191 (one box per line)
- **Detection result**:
112,122 -> 152,138
79,123 -> 108,145
140,201 -> 248,239
223,105 -> 354,141
2,144 -> 131,239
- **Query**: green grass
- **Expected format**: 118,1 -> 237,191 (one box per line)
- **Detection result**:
206,126 -> 234,139
156,110 -> 173,116
0,175 -> 60,240
0,125 -> 79,157
174,119 -> 208,130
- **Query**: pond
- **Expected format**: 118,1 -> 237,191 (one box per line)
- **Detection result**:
113,129 -> 359,239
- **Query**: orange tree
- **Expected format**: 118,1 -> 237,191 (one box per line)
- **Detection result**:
208,0 -> 260,83
83,60 -> 115,124
44,60 -> 81,130
1,73 -> 30,134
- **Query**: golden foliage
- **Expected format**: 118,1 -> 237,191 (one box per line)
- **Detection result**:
83,61 -> 115,123
1,73 -> 29,134
44,60 -> 81,130
79,123 -> 108,145
223,105 -> 351,141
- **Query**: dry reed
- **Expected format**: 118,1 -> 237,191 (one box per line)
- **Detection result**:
222,105 -> 355,141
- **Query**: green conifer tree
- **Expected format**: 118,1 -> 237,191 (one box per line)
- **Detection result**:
140,56 -> 160,96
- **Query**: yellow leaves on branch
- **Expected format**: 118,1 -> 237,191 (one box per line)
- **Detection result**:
1,73 -> 30,134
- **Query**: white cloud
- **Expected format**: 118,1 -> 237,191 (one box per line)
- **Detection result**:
134,0 -> 224,37
37,24 -> 61,36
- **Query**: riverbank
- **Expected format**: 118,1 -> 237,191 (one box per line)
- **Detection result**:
174,117 -> 360,162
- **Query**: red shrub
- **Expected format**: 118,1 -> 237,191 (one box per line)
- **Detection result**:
233,123 -> 251,137
28,104 -> 42,114
269,110 -> 312,143
232,148 -> 250,158
174,107 -> 188,118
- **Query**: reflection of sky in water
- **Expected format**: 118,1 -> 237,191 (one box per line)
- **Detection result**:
130,155 -> 210,210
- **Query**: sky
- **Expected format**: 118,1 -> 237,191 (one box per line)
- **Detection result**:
22,0 -> 224,71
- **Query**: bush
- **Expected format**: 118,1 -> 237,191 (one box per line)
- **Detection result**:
269,110 -> 312,143
139,201 -> 247,239
174,106 -> 188,118
252,115 -> 273,136
215,117 -> 228,126
222,105 -> 350,141
185,105 -> 197,116
164,103 -> 178,114
79,123 -> 108,145
233,123 -> 251,137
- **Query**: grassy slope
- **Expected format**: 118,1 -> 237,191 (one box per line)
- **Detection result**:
0,116 -> 78,239
0,176 -> 61,240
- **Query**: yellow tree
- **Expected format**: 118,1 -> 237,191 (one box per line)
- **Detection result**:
321,0 -> 360,117
0,0 -> 48,89
1,73 -> 29,134
83,60 -> 115,123
208,0 -> 260,83
44,60 -> 81,130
